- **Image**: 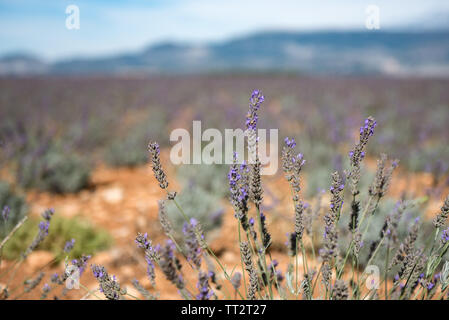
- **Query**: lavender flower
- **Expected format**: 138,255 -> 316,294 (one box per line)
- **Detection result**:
321,224 -> 338,263
348,199 -> 360,232
148,141 -> 169,190
73,255 -> 91,275
294,201 -> 304,241
248,217 -> 257,241
433,195 -> 449,228
135,232 -> 160,262
383,200 -> 410,244
321,172 -> 344,262
208,271 -> 219,289
229,153 -> 249,230
352,231 -> 363,259
282,137 -> 307,253
347,117 -> 376,231
92,265 -> 125,300
247,268 -> 258,300
303,202 -> 314,236
41,208 -> 54,221
367,240 -> 380,262
24,272 -> 45,293
2,206 -> 10,222
23,209 -> 54,258
131,279 -> 156,300
135,233 -> 159,285
268,260 -> 283,284
390,219 -> 421,279
348,117 -> 376,185
159,240 -> 185,290
250,157 -> 263,207
402,252 -> 427,299
63,239 -> 75,253
259,212 -> 271,249
284,137 -> 296,149
425,277 -> 438,299
50,273 -> 60,284
231,272 -> 242,291
245,90 -> 264,131
240,241 -> 253,273
368,154 -> 399,200
183,218 -> 202,269
158,199 -> 172,235
41,283 -> 51,299
329,171 -> 344,221
332,280 -> 348,300
203,254 -> 220,290
301,270 -> 315,300
442,227 -> 449,245
247,129 -> 263,207
281,138 -> 306,200
286,232 -> 298,256
321,263 -> 332,290
196,271 -> 214,300
192,219 -> 207,250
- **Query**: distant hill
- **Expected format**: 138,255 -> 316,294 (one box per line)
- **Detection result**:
0,53 -> 49,75
2,31 -> 449,76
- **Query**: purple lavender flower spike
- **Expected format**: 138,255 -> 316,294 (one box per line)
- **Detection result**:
246,90 -> 264,131
64,238 -> 75,253
2,206 -> 10,221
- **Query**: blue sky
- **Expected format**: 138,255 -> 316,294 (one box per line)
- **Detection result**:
1,0 -> 448,60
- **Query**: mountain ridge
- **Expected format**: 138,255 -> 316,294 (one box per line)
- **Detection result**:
2,30 -> 449,76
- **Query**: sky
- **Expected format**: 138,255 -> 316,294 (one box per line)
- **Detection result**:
0,0 -> 448,60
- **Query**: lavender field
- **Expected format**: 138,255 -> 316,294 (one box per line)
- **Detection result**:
0,74 -> 448,300
2,75 -> 449,171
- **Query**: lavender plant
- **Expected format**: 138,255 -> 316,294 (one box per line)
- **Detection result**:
0,181 -> 28,238
0,205 -> 104,300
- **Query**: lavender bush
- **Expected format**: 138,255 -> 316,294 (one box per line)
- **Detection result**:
0,207 -> 109,300
0,181 -> 28,238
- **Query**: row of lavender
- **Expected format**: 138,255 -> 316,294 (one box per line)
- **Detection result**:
1,76 -> 448,195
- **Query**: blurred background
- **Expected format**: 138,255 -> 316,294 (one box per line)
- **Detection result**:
0,0 -> 448,299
